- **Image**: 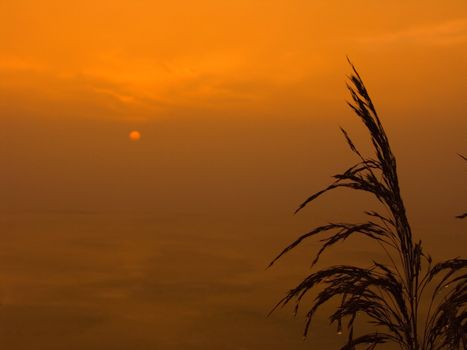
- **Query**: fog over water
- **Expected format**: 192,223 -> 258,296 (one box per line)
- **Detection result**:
1,116 -> 466,349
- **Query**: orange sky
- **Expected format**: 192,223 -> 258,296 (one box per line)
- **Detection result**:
1,0 -> 466,122
1,0 -> 466,214
0,1 -> 466,349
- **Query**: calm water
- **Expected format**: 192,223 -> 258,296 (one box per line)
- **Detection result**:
0,211 -> 324,349
0,210 -> 463,349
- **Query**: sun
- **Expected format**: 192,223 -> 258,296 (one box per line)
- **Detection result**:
129,130 -> 141,141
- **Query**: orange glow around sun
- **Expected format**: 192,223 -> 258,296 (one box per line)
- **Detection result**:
129,130 -> 141,141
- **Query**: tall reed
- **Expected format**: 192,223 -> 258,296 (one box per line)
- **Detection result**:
457,155 -> 466,220
269,62 -> 466,350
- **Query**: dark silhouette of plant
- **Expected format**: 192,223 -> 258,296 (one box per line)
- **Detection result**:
269,62 -> 467,350
456,154 -> 466,220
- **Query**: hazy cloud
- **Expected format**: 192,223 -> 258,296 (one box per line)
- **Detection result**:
356,18 -> 467,46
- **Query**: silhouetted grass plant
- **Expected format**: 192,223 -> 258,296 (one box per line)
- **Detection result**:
456,155 -> 467,220
269,62 -> 466,350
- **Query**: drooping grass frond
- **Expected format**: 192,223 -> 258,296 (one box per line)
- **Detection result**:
270,62 -> 467,350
